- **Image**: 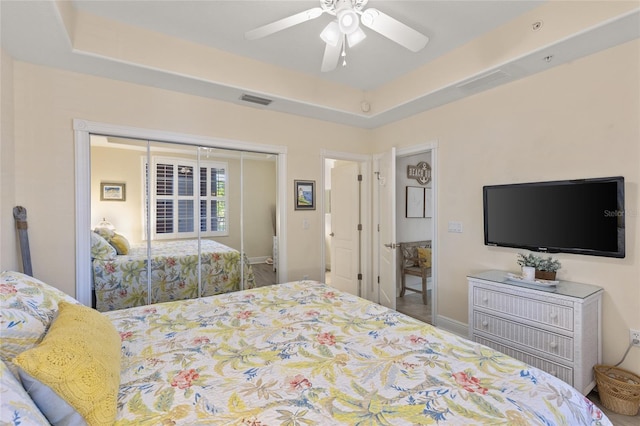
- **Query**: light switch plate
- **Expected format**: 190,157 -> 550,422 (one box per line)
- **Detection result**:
448,221 -> 463,233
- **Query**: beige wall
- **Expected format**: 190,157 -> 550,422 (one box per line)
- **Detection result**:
6,60 -> 370,292
373,40 -> 640,371
0,49 -> 17,270
90,146 -> 144,242
1,38 -> 638,371
243,158 -> 277,258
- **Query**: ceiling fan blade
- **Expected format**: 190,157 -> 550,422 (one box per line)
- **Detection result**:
321,39 -> 343,72
360,8 -> 428,52
245,7 -> 324,40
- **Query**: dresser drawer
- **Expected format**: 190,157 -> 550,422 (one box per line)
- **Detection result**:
472,286 -> 574,331
472,311 -> 574,361
468,272 -> 603,395
474,336 -> 573,385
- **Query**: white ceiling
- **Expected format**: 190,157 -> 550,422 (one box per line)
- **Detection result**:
68,0 -> 544,91
1,1 -> 639,128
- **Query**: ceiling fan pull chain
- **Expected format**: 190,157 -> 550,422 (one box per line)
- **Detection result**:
341,35 -> 347,66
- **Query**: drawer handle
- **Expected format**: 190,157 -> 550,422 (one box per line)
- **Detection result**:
550,313 -> 558,320
549,341 -> 558,349
482,297 -> 489,304
482,321 -> 489,328
550,370 -> 557,377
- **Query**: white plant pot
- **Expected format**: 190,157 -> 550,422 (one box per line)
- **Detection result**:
521,266 -> 536,281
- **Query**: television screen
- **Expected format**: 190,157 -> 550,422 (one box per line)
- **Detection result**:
483,176 -> 625,258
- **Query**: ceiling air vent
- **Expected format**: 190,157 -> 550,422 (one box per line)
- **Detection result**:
456,70 -> 511,92
240,94 -> 273,106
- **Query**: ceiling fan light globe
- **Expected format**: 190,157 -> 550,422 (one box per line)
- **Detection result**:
337,9 -> 359,34
347,27 -> 366,47
360,9 -> 377,27
320,21 -> 341,46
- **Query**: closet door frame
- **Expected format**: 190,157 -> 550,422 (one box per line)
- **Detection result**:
73,119 -> 288,307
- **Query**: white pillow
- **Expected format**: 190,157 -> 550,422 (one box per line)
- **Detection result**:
0,271 -> 79,377
0,357 -> 49,425
90,232 -> 117,260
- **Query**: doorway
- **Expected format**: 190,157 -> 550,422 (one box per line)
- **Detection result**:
395,151 -> 434,324
321,151 -> 371,299
371,141 -> 438,325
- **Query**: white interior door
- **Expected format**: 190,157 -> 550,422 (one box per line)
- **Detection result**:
330,162 -> 359,295
378,148 -> 396,309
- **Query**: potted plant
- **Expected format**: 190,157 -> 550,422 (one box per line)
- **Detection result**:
517,253 -> 540,281
535,256 -> 562,280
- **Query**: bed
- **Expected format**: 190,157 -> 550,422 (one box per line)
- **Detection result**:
1,271 -> 610,425
91,236 -> 256,312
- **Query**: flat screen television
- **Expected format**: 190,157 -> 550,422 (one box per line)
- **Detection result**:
483,176 -> 625,258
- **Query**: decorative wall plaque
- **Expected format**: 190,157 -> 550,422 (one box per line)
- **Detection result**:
407,162 -> 431,185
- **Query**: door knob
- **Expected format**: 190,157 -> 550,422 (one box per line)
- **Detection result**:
329,232 -> 335,237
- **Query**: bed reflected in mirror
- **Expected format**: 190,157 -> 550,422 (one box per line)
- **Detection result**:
89,136 -> 277,311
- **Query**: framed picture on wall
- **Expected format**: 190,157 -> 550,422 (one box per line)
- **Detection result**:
406,186 -> 425,218
295,180 -> 315,210
100,182 -> 126,201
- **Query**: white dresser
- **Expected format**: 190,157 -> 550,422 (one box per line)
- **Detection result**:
467,270 -> 603,395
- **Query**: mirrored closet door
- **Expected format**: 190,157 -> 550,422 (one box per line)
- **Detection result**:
89,135 -> 277,312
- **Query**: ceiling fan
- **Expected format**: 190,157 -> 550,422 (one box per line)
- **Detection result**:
245,0 -> 429,72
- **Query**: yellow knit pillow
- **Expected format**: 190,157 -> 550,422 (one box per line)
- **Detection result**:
109,233 -> 130,255
417,247 -> 432,268
14,302 -> 121,426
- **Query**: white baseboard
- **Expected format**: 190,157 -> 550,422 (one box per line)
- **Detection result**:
435,315 -> 469,339
249,256 -> 270,264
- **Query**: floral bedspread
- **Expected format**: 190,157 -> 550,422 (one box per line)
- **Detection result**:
93,239 -> 255,312
105,281 -> 609,425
